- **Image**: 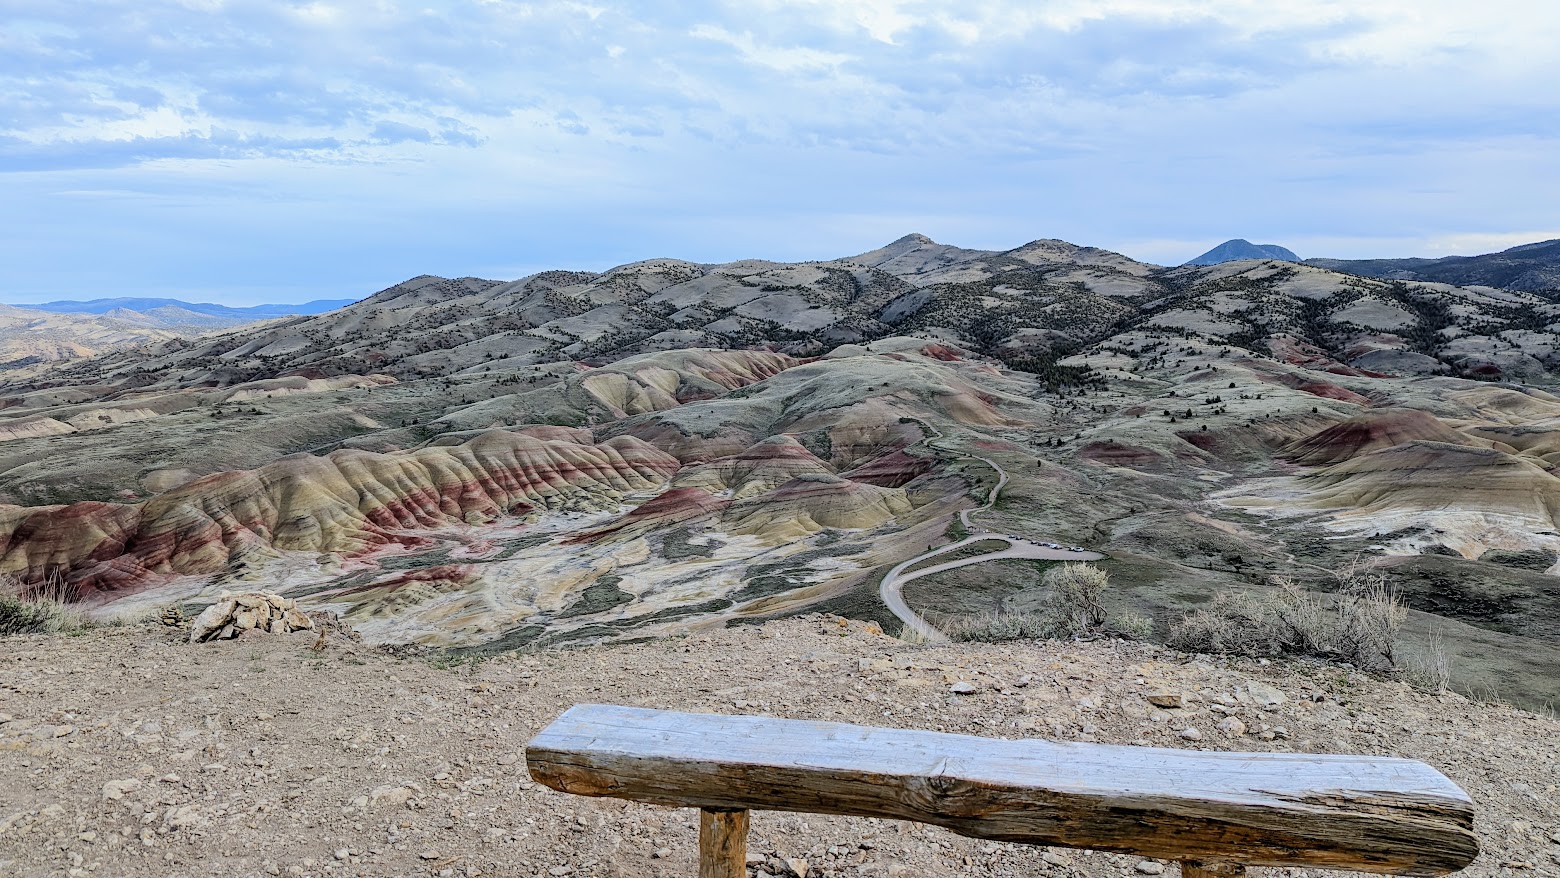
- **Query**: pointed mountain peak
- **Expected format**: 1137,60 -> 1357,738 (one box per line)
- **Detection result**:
890,233 -> 937,246
1184,239 -> 1300,266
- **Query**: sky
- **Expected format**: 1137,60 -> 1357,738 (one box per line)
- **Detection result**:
4,1 -> 1559,305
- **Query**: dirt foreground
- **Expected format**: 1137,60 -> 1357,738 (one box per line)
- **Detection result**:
1,617 -> 1556,878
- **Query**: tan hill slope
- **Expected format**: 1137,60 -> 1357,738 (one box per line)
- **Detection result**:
0,303 -> 289,373
0,306 -> 183,369
0,617 -> 1554,878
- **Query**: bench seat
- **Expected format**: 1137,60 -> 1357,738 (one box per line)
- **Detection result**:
526,703 -> 1477,877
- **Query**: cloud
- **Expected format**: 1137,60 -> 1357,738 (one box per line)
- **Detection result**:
1,0 -> 1557,301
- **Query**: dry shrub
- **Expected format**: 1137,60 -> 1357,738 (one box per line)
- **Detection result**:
1168,570 -> 1406,672
945,563 -> 1154,643
1105,612 -> 1157,641
941,610 -> 1055,643
0,572 -> 86,636
1041,563 -> 1108,636
1402,628 -> 1454,693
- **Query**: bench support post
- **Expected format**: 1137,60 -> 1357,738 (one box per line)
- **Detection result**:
1181,862 -> 1245,877
699,807 -> 749,878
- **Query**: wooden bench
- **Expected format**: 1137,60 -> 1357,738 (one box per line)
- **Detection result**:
525,704 -> 1478,878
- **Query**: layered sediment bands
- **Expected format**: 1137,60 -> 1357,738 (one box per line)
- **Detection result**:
581,350 -> 799,416
726,474 -> 913,542
0,430 -> 679,595
1250,365 -> 1373,405
1464,425 -> 1560,463
565,487 -> 733,544
220,373 -> 395,401
1445,385 -> 1560,424
841,449 -> 934,487
1300,441 -> 1560,521
672,436 -> 835,498
1285,408 -> 1475,465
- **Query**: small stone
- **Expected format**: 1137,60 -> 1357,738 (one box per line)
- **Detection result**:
949,682 -> 978,695
1120,701 -> 1150,720
784,857 -> 810,877
368,784 -> 415,808
1179,727 -> 1203,741
652,848 -> 672,859
102,778 -> 141,801
334,848 -> 349,861
1246,681 -> 1287,708
1217,716 -> 1247,737
1145,692 -> 1183,709
547,867 -> 573,877
1041,850 -> 1069,866
1135,862 -> 1165,875
421,849 -> 442,860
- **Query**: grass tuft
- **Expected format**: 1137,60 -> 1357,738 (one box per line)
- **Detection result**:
0,572 -> 88,636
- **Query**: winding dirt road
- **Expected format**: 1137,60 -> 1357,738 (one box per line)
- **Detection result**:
880,421 -> 1104,641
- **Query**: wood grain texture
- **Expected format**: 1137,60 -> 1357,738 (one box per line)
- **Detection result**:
526,704 -> 1478,877
699,809 -> 748,878
1181,862 -> 1246,877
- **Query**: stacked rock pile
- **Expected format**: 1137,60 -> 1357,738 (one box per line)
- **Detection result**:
189,591 -> 314,643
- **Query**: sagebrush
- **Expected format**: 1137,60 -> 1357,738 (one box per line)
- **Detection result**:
0,572 -> 86,636
944,563 -> 1154,643
1168,571 -> 1405,672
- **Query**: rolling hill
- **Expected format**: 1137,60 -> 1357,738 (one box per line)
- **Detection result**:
5,233 -> 1560,706
1308,238 -> 1560,292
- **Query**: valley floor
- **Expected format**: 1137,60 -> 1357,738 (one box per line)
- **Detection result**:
1,619 -> 1555,878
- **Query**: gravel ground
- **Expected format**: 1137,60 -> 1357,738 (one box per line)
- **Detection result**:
1,617 -> 1556,878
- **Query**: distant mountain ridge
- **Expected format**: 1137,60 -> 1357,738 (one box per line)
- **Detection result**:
17,297 -> 357,319
23,231 -> 1559,398
1307,239 -> 1560,292
1184,239 -> 1301,266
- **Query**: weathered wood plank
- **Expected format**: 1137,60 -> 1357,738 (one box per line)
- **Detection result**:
1181,862 -> 1246,877
699,808 -> 748,878
526,704 -> 1478,877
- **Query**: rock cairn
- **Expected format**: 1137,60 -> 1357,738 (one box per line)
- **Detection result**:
189,591 -> 314,643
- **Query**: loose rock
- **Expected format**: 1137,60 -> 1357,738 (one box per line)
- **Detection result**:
189,591 -> 313,642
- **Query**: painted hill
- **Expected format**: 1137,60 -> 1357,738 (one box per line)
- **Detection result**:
1183,239 -> 1300,265
8,235 -> 1560,705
